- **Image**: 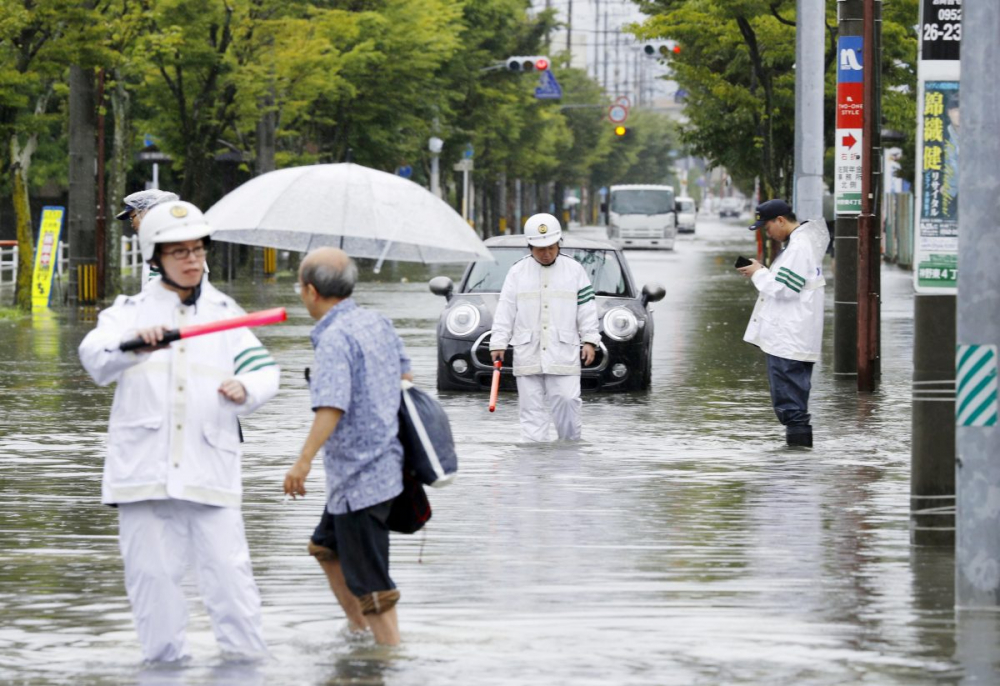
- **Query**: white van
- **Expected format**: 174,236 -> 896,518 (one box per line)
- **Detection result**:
606,184 -> 677,250
675,196 -> 697,233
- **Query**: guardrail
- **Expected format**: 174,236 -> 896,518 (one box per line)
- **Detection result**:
0,236 -> 142,286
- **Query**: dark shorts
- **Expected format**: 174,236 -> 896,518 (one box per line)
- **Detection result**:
311,500 -> 395,598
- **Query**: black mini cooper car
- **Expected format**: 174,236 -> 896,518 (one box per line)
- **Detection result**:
430,235 -> 665,393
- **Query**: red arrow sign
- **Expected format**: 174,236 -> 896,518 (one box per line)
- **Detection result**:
842,132 -> 858,149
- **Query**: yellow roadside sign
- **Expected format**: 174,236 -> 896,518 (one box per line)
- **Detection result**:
31,206 -> 65,311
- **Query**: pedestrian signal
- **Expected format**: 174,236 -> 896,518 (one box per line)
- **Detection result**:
506,56 -> 551,72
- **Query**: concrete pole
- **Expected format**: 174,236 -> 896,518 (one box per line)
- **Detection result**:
834,0 -> 862,380
68,65 -> 97,306
956,0 -> 1000,608
793,0 -> 825,223
430,155 -> 440,198
911,0 -> 957,547
602,7 -> 609,92
593,0 -> 600,81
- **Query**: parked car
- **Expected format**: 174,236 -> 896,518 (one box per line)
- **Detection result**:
430,235 -> 665,393
675,196 -> 697,233
718,197 -> 744,218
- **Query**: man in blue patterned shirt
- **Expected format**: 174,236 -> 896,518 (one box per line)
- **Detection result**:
284,247 -> 412,646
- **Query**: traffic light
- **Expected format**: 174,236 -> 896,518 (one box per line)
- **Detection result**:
642,41 -> 680,58
613,126 -> 631,139
506,56 -> 550,72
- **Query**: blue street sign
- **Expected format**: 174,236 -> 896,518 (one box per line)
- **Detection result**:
396,165 -> 413,179
598,186 -> 608,197
463,144 -> 474,159
535,70 -> 563,100
837,36 -> 863,83
143,134 -> 155,148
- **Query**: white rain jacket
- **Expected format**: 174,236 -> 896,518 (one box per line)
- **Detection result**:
490,254 -> 602,376
743,220 -> 830,362
79,280 -> 280,507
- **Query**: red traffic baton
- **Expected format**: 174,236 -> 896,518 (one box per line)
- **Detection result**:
119,307 -> 287,351
488,359 -> 502,412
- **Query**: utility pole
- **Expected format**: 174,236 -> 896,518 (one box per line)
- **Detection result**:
856,0 -> 882,392
957,0 -> 1000,608
955,0 -> 1000,610
793,0 -> 825,223
593,0 -> 600,81
834,0 -> 862,381
68,65 -> 97,306
602,7 -> 609,92
910,0 -> 962,546
95,69 -> 107,301
567,0 -> 573,59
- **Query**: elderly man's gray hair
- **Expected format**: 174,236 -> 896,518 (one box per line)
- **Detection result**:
301,256 -> 358,299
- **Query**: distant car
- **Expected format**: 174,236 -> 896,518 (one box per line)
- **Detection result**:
430,235 -> 666,393
675,196 -> 697,233
719,197 -> 744,218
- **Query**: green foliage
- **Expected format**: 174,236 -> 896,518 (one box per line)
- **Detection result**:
1,0 -> 690,245
633,0 -> 919,195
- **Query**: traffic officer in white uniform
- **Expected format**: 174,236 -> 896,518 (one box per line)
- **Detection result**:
115,189 -> 180,288
738,198 -> 830,447
79,201 -> 280,662
490,213 -> 602,441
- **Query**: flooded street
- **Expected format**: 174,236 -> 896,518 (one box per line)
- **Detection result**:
2,217 -> 996,684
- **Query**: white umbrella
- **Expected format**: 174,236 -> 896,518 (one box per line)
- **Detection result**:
205,163 -> 493,269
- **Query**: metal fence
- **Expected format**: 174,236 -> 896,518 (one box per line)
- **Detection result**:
883,192 -> 914,269
0,236 -> 142,287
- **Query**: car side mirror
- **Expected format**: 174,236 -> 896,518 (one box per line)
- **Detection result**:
641,283 -> 665,307
429,276 -> 454,301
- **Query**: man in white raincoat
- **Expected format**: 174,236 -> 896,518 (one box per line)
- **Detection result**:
738,198 -> 830,447
79,200 -> 279,662
490,213 -> 602,441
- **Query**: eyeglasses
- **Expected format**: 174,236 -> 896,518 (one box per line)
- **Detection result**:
161,246 -> 208,260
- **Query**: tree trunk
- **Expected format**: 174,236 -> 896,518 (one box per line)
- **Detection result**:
256,89 -> 276,176
9,88 -> 51,310
106,72 -> 131,297
10,139 -> 34,311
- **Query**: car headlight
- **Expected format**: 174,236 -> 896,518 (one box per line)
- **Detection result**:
446,303 -> 481,337
603,307 -> 639,342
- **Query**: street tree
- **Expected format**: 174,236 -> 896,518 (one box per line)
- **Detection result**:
0,0 -> 90,310
632,0 -> 919,197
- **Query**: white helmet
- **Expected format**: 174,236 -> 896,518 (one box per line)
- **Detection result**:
139,200 -> 214,262
524,213 -> 562,247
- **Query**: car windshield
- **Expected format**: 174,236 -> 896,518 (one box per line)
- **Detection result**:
463,247 -> 630,297
610,189 -> 675,215
677,199 -> 695,212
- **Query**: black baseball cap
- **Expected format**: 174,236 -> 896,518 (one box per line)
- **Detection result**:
749,198 -> 792,230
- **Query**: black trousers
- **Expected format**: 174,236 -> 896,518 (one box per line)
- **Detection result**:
765,353 -> 814,437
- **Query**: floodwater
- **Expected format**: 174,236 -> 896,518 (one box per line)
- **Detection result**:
1,217 -> 997,685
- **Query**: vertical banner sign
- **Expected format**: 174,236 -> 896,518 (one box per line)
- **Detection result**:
31,206 -> 65,310
917,80 -> 959,289
914,0 -> 961,294
835,36 -> 864,214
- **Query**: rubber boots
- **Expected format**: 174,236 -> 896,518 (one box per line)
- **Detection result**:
786,426 -> 813,448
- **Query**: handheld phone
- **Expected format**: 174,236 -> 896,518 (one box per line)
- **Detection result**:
734,256 -> 752,269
